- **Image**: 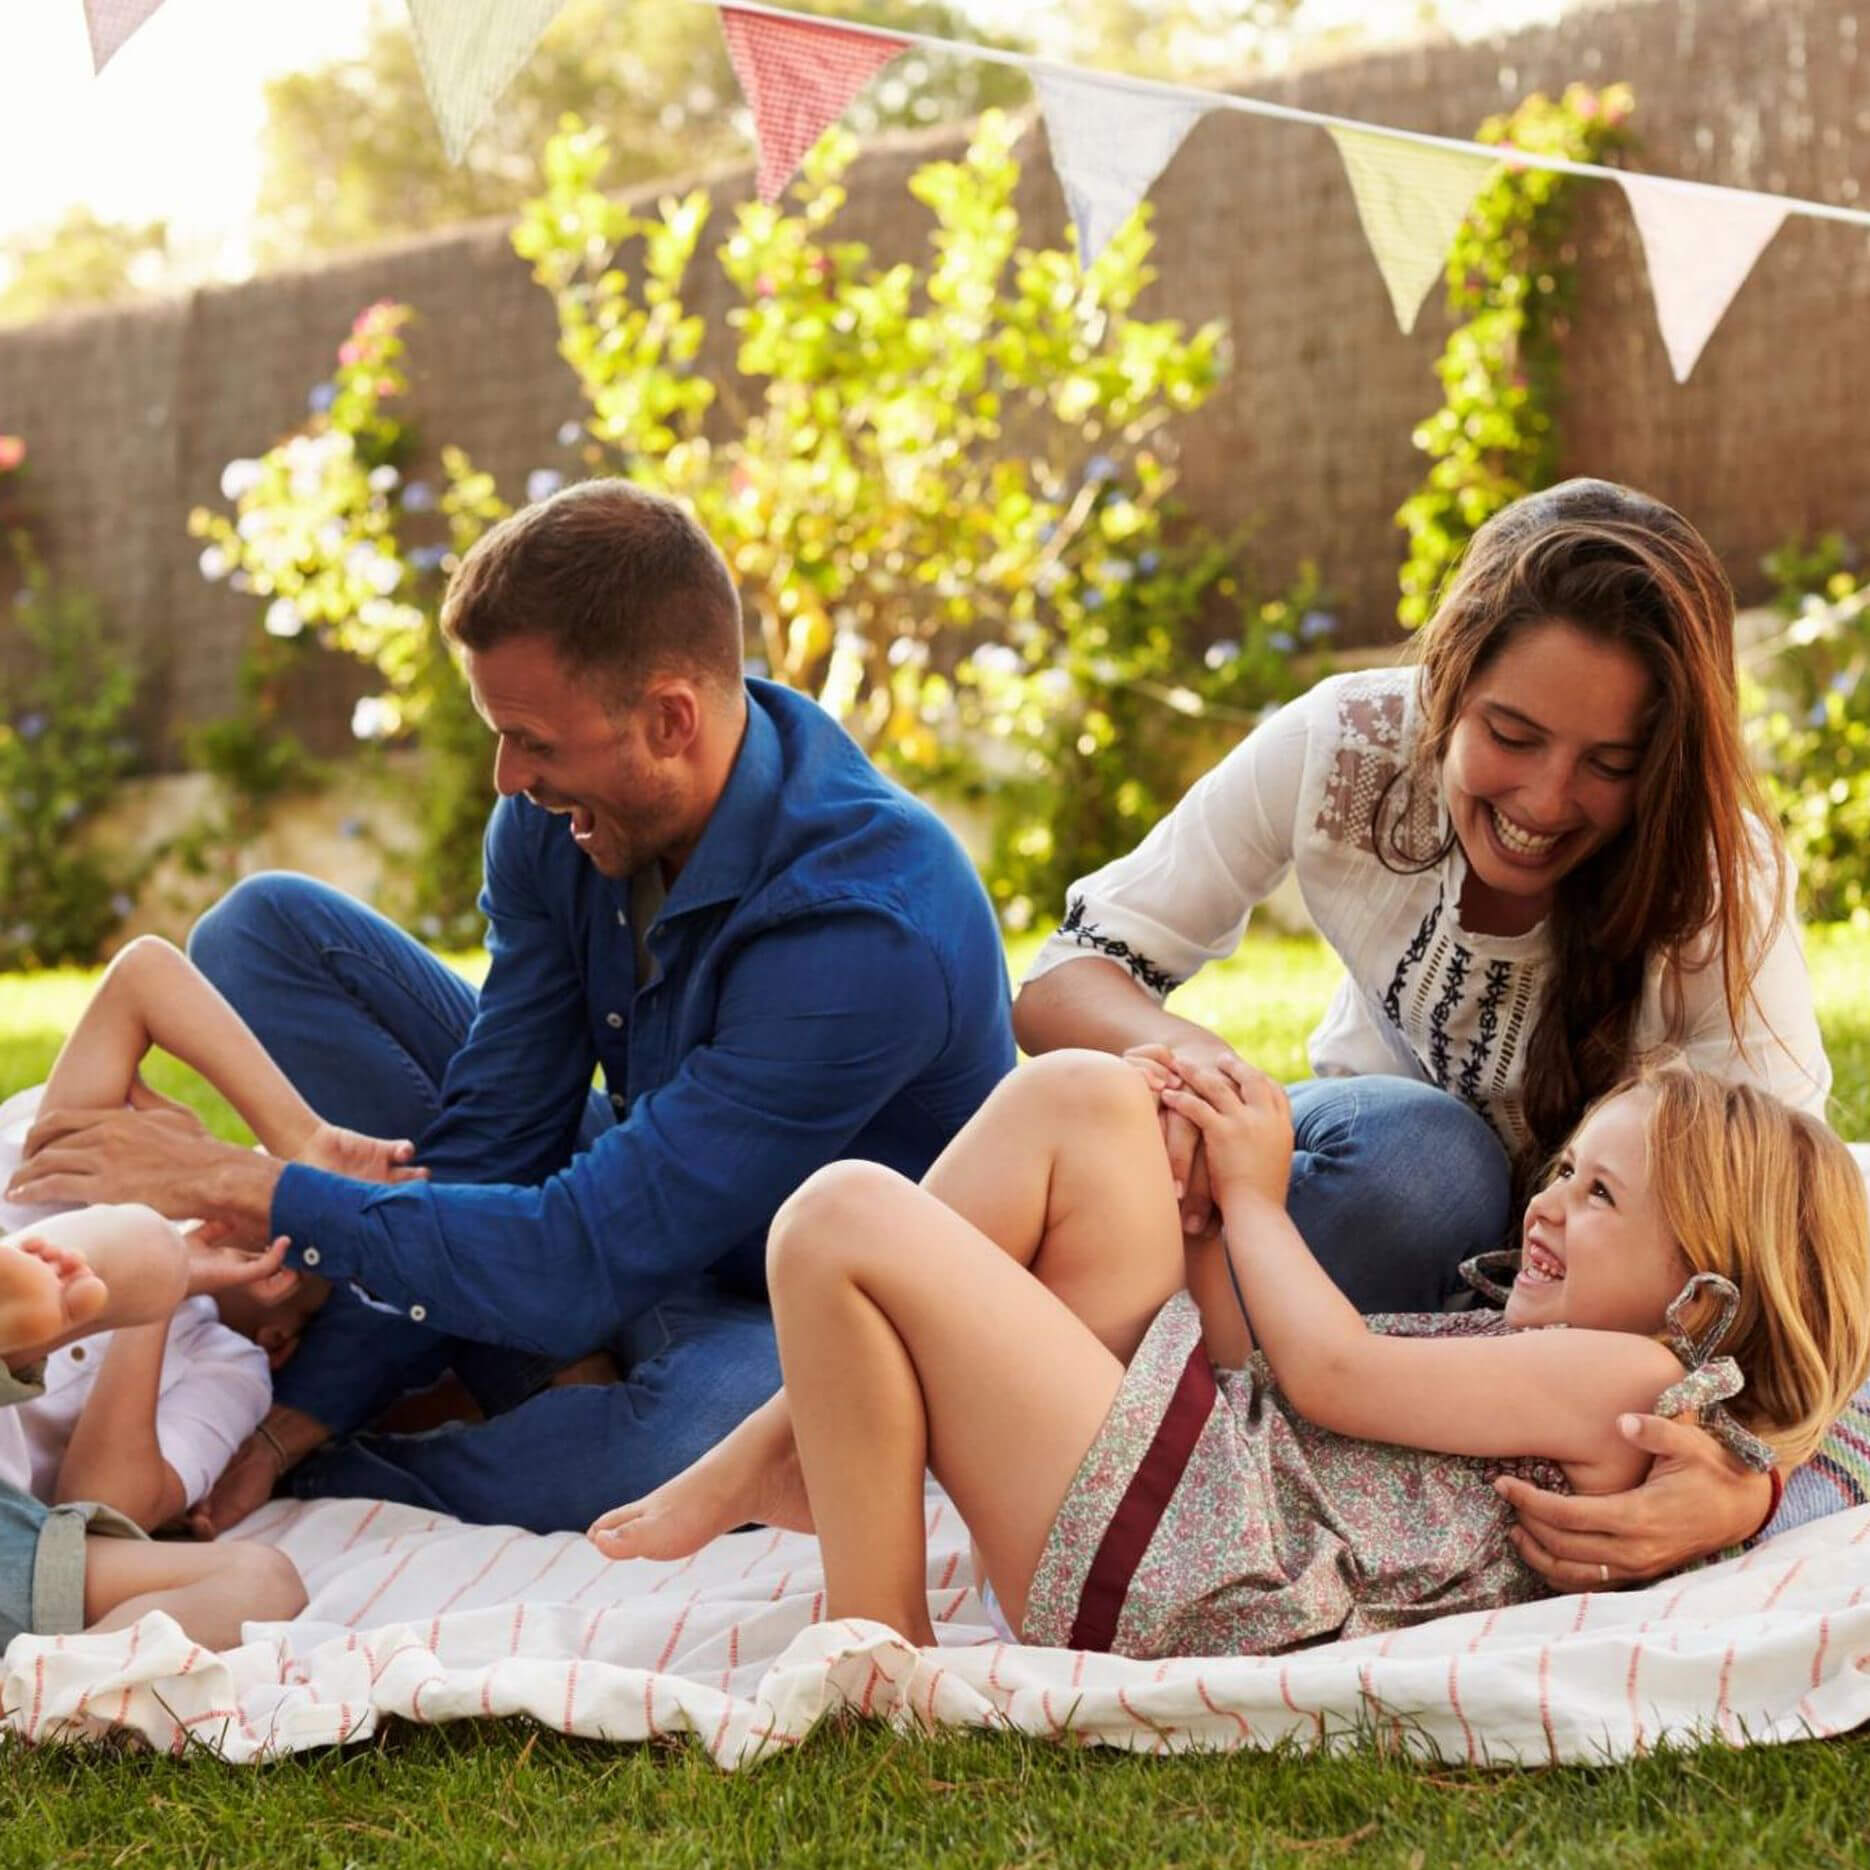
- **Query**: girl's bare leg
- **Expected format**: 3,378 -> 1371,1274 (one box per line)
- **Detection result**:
592,1054 -> 1183,1568
82,1536 -> 307,1650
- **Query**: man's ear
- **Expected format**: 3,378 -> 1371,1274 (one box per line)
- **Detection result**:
641,679 -> 702,758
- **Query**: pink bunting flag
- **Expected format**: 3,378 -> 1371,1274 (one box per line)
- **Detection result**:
1619,172 -> 1788,383
83,0 -> 166,73
719,5 -> 906,203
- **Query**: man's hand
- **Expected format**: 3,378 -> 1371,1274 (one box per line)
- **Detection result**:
1494,1412 -> 1776,1588
297,1121 -> 428,1186
186,1404 -> 330,1540
8,1107 -> 284,1238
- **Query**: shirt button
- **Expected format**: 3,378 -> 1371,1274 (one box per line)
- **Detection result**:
610,1092 -> 626,1111
302,1247 -> 322,1267
69,1345 -> 86,1362
605,1012 -> 623,1028
616,908 -> 627,926
409,1304 -> 427,1323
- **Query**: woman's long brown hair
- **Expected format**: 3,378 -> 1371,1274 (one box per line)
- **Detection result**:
1376,479 -> 1786,1163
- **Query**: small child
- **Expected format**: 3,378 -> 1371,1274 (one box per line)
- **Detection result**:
590,1051 -> 1870,1659
2,933 -> 426,1655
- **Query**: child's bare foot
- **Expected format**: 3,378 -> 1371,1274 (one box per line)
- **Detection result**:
0,1232 -> 108,1357
588,1427 -> 812,1562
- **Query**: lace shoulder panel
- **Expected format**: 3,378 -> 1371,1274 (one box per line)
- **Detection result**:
1311,670 -> 1441,859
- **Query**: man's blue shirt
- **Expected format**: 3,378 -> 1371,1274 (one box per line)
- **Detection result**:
269,680 -> 1013,1379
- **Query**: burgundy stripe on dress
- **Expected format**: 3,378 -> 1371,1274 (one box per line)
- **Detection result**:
1067,1341 -> 1218,1654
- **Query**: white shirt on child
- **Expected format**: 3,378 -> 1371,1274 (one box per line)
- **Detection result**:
0,1085 -> 271,1509
1024,668 -> 1832,1157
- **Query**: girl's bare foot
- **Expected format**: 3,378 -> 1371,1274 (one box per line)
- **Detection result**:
588,1422 -> 812,1562
0,1233 -> 108,1356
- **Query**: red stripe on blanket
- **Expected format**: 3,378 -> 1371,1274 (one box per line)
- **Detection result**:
1066,1340 -> 1217,1654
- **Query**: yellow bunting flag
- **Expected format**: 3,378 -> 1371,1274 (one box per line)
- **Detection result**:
405,0 -> 570,165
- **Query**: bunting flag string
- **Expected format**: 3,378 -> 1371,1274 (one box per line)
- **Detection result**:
1329,127 -> 1495,334
719,4 -> 907,203
1033,70 -> 1211,270
1619,173 -> 1790,383
405,0 -> 571,165
82,0 -> 166,73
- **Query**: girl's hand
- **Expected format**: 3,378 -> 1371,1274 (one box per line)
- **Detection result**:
1157,1057 -> 1293,1211
185,1231 -> 295,1301
1124,1041 -> 1259,1236
297,1121 -> 429,1186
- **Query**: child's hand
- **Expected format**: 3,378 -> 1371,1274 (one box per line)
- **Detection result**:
185,1230 -> 296,1301
1156,1057 -> 1293,1211
296,1121 -> 429,1186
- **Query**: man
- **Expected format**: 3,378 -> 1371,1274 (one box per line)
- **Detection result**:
12,479 -> 1014,1533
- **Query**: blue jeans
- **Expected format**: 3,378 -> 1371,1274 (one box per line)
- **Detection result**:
189,873 -> 784,1533
1284,1075 -> 1514,1311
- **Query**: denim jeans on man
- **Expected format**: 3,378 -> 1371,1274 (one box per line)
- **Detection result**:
190,679 -> 1014,1533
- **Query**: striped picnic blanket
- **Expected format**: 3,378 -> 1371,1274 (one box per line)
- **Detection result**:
5,1490 -> 1868,1766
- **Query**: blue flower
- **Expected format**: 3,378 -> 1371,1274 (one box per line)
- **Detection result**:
109,893 -> 135,919
1083,589 -> 1105,611
401,480 -> 436,513
1268,631 -> 1296,654
1807,701 -> 1830,727
526,468 -> 565,503
1085,454 -> 1118,485
339,815 -> 366,839
410,544 -> 449,573
1299,609 -> 1337,643
557,420 -> 584,448
1204,639 -> 1240,670
307,381 -> 338,414
17,712 -> 46,740
1137,550 -> 1161,575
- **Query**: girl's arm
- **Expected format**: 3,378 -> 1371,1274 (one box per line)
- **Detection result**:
53,1320 -> 187,1529
1162,1062 -> 1682,1489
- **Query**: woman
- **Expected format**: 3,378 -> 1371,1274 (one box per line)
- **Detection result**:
1013,479 -> 1843,1585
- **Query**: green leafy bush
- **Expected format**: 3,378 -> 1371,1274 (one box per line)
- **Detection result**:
0,535 -> 141,968
1746,536 -> 1870,925
1395,84 -> 1633,628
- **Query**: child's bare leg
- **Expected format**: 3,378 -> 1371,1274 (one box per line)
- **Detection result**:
83,1537 -> 306,1650
590,1053 -> 1182,1562
770,1161 -> 1158,1641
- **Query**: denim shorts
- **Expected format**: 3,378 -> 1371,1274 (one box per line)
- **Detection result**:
0,1476 -> 143,1655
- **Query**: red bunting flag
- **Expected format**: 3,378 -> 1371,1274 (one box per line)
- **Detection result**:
719,5 -> 907,203
83,0 -> 167,72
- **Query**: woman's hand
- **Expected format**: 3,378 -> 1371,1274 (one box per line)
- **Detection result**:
296,1121 -> 429,1186
1154,1056 -> 1294,1213
1493,1411 -> 1776,1587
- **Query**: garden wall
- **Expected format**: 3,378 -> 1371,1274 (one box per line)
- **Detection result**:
0,0 -> 1865,761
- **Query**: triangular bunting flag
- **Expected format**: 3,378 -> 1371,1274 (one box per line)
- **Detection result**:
1619,173 -> 1787,383
719,6 -> 907,204
1034,70 -> 1210,271
83,0 -> 166,73
405,0 -> 570,165
1330,127 -> 1495,334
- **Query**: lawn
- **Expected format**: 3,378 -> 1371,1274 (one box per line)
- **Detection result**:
4,928 -> 1870,1868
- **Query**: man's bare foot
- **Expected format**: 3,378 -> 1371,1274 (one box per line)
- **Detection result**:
588,1410 -> 812,1562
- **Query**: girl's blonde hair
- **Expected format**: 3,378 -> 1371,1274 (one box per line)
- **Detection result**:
1627,1060 -> 1869,1466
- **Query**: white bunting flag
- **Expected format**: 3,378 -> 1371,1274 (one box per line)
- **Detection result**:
405,0 -> 570,164
719,6 -> 907,203
83,0 -> 166,73
1330,126 -> 1495,333
1620,172 -> 1787,383
1034,70 -> 1210,270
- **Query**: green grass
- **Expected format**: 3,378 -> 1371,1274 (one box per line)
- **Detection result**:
5,930 -> 1870,1865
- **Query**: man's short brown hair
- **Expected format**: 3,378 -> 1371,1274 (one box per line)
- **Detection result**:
441,479 -> 743,695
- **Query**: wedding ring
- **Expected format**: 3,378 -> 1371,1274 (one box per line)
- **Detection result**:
1598,1563 -> 1610,1585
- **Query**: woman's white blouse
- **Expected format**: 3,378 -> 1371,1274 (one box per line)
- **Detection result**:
1024,668 -> 1832,1155
0,1086 -> 271,1508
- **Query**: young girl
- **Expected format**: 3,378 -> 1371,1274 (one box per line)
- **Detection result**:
1,934 -> 423,1654
588,1049 -> 1869,1657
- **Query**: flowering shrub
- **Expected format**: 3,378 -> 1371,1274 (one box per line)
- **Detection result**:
1746,536 -> 1870,924
0,505 -> 142,970
188,303 -> 501,942
1395,85 -> 1634,628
